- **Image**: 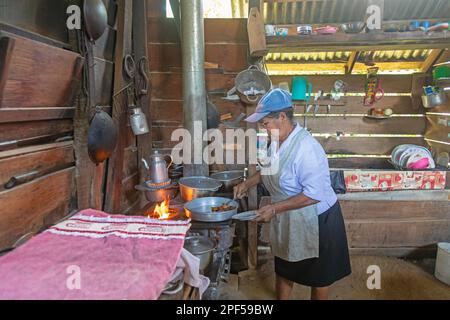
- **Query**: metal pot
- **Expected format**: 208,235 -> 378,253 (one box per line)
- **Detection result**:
422,92 -> 448,109
179,176 -> 222,202
184,197 -> 239,222
184,235 -> 216,272
210,170 -> 244,193
88,109 -> 118,164
135,183 -> 179,203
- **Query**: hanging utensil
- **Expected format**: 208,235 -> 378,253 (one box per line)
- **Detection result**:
87,107 -> 118,165
83,0 -> 108,42
207,99 -> 221,129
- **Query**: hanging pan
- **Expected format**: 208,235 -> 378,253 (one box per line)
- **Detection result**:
83,0 -> 108,42
88,108 -> 118,165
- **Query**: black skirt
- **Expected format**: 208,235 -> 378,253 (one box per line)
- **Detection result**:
274,201 -> 352,288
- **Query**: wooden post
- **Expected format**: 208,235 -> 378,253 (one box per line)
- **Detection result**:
133,0 -> 153,209
246,109 -> 258,270
345,52 -> 359,74
105,0 -> 133,213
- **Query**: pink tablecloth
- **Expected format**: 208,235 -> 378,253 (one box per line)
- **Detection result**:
0,210 -> 191,300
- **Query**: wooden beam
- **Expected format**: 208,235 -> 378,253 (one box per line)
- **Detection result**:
133,0 -> 153,209
168,0 -> 181,40
345,51 -> 359,74
267,32 -> 450,53
105,0 -> 134,213
420,49 -> 444,73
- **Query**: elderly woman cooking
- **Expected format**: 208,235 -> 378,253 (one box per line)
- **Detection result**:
234,88 -> 351,300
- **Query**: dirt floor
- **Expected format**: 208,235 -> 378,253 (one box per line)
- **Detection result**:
219,255 -> 450,300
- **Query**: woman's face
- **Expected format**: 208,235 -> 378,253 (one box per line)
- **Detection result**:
259,112 -> 289,140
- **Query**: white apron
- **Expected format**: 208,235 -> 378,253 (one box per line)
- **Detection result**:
261,127 -> 319,262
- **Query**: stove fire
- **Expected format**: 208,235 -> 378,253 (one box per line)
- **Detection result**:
148,197 -> 177,220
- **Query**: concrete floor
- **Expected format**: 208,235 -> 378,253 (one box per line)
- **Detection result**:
219,255 -> 450,300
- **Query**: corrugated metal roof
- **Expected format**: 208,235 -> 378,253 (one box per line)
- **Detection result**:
230,0 -> 450,23
265,49 -> 433,63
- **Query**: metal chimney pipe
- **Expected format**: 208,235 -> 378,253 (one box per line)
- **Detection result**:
181,0 -> 209,177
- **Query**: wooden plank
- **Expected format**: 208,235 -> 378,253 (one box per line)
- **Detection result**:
316,136 -> 426,155
267,32 -> 450,53
134,0 -> 153,209
148,18 -> 249,44
0,167 -> 75,250
94,58 -> 114,106
349,247 -> 437,259
248,7 -> 268,57
338,190 -> 450,201
147,0 -> 166,18
148,43 -> 248,72
123,146 -> 138,178
420,49 -> 444,73
345,219 -> 450,248
270,74 -> 413,93
0,108 -> 75,123
0,35 -> 83,108
411,73 -> 428,111
151,97 -> 246,123
151,72 -> 237,100
345,51 -> 359,74
0,0 -> 70,43
121,172 -> 140,213
328,157 -> 391,169
105,0 -> 134,213
0,119 -> 74,142
294,96 -> 423,115
426,114 -> 450,142
295,116 -> 426,134
93,26 -> 116,62
0,143 -> 74,190
0,141 -> 73,159
340,200 -> 450,220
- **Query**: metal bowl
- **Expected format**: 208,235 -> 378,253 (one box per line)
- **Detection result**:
184,197 -> 239,222
179,176 -> 222,202
210,170 -> 244,193
135,183 -> 179,203
341,22 -> 366,33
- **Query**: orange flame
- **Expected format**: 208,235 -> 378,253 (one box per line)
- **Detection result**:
150,197 -> 174,220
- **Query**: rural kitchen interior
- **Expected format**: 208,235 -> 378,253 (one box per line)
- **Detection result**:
0,0 -> 449,301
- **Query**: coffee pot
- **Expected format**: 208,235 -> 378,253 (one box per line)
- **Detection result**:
142,151 -> 173,184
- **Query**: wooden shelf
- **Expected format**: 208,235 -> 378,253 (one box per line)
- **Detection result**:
267,31 -> 450,52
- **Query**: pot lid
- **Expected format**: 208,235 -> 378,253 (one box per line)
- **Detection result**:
184,235 -> 215,255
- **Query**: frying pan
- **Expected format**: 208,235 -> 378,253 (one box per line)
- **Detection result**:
88,109 -> 118,164
83,0 -> 108,42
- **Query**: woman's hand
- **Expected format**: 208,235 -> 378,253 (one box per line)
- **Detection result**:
233,182 -> 249,200
255,205 -> 277,223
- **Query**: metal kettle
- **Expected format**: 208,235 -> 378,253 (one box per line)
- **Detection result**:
142,151 -> 173,183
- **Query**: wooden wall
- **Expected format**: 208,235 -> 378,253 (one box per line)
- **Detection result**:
0,0 -> 143,250
148,1 -> 249,172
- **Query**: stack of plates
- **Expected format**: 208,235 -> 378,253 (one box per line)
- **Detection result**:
390,144 -> 435,170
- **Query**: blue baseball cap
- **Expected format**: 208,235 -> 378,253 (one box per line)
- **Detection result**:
245,88 -> 293,123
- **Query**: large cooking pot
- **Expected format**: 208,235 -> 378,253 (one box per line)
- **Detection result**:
210,170 -> 244,193
184,197 -> 239,222
135,183 -> 178,203
235,66 -> 272,105
184,235 -> 216,272
179,176 -> 222,202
